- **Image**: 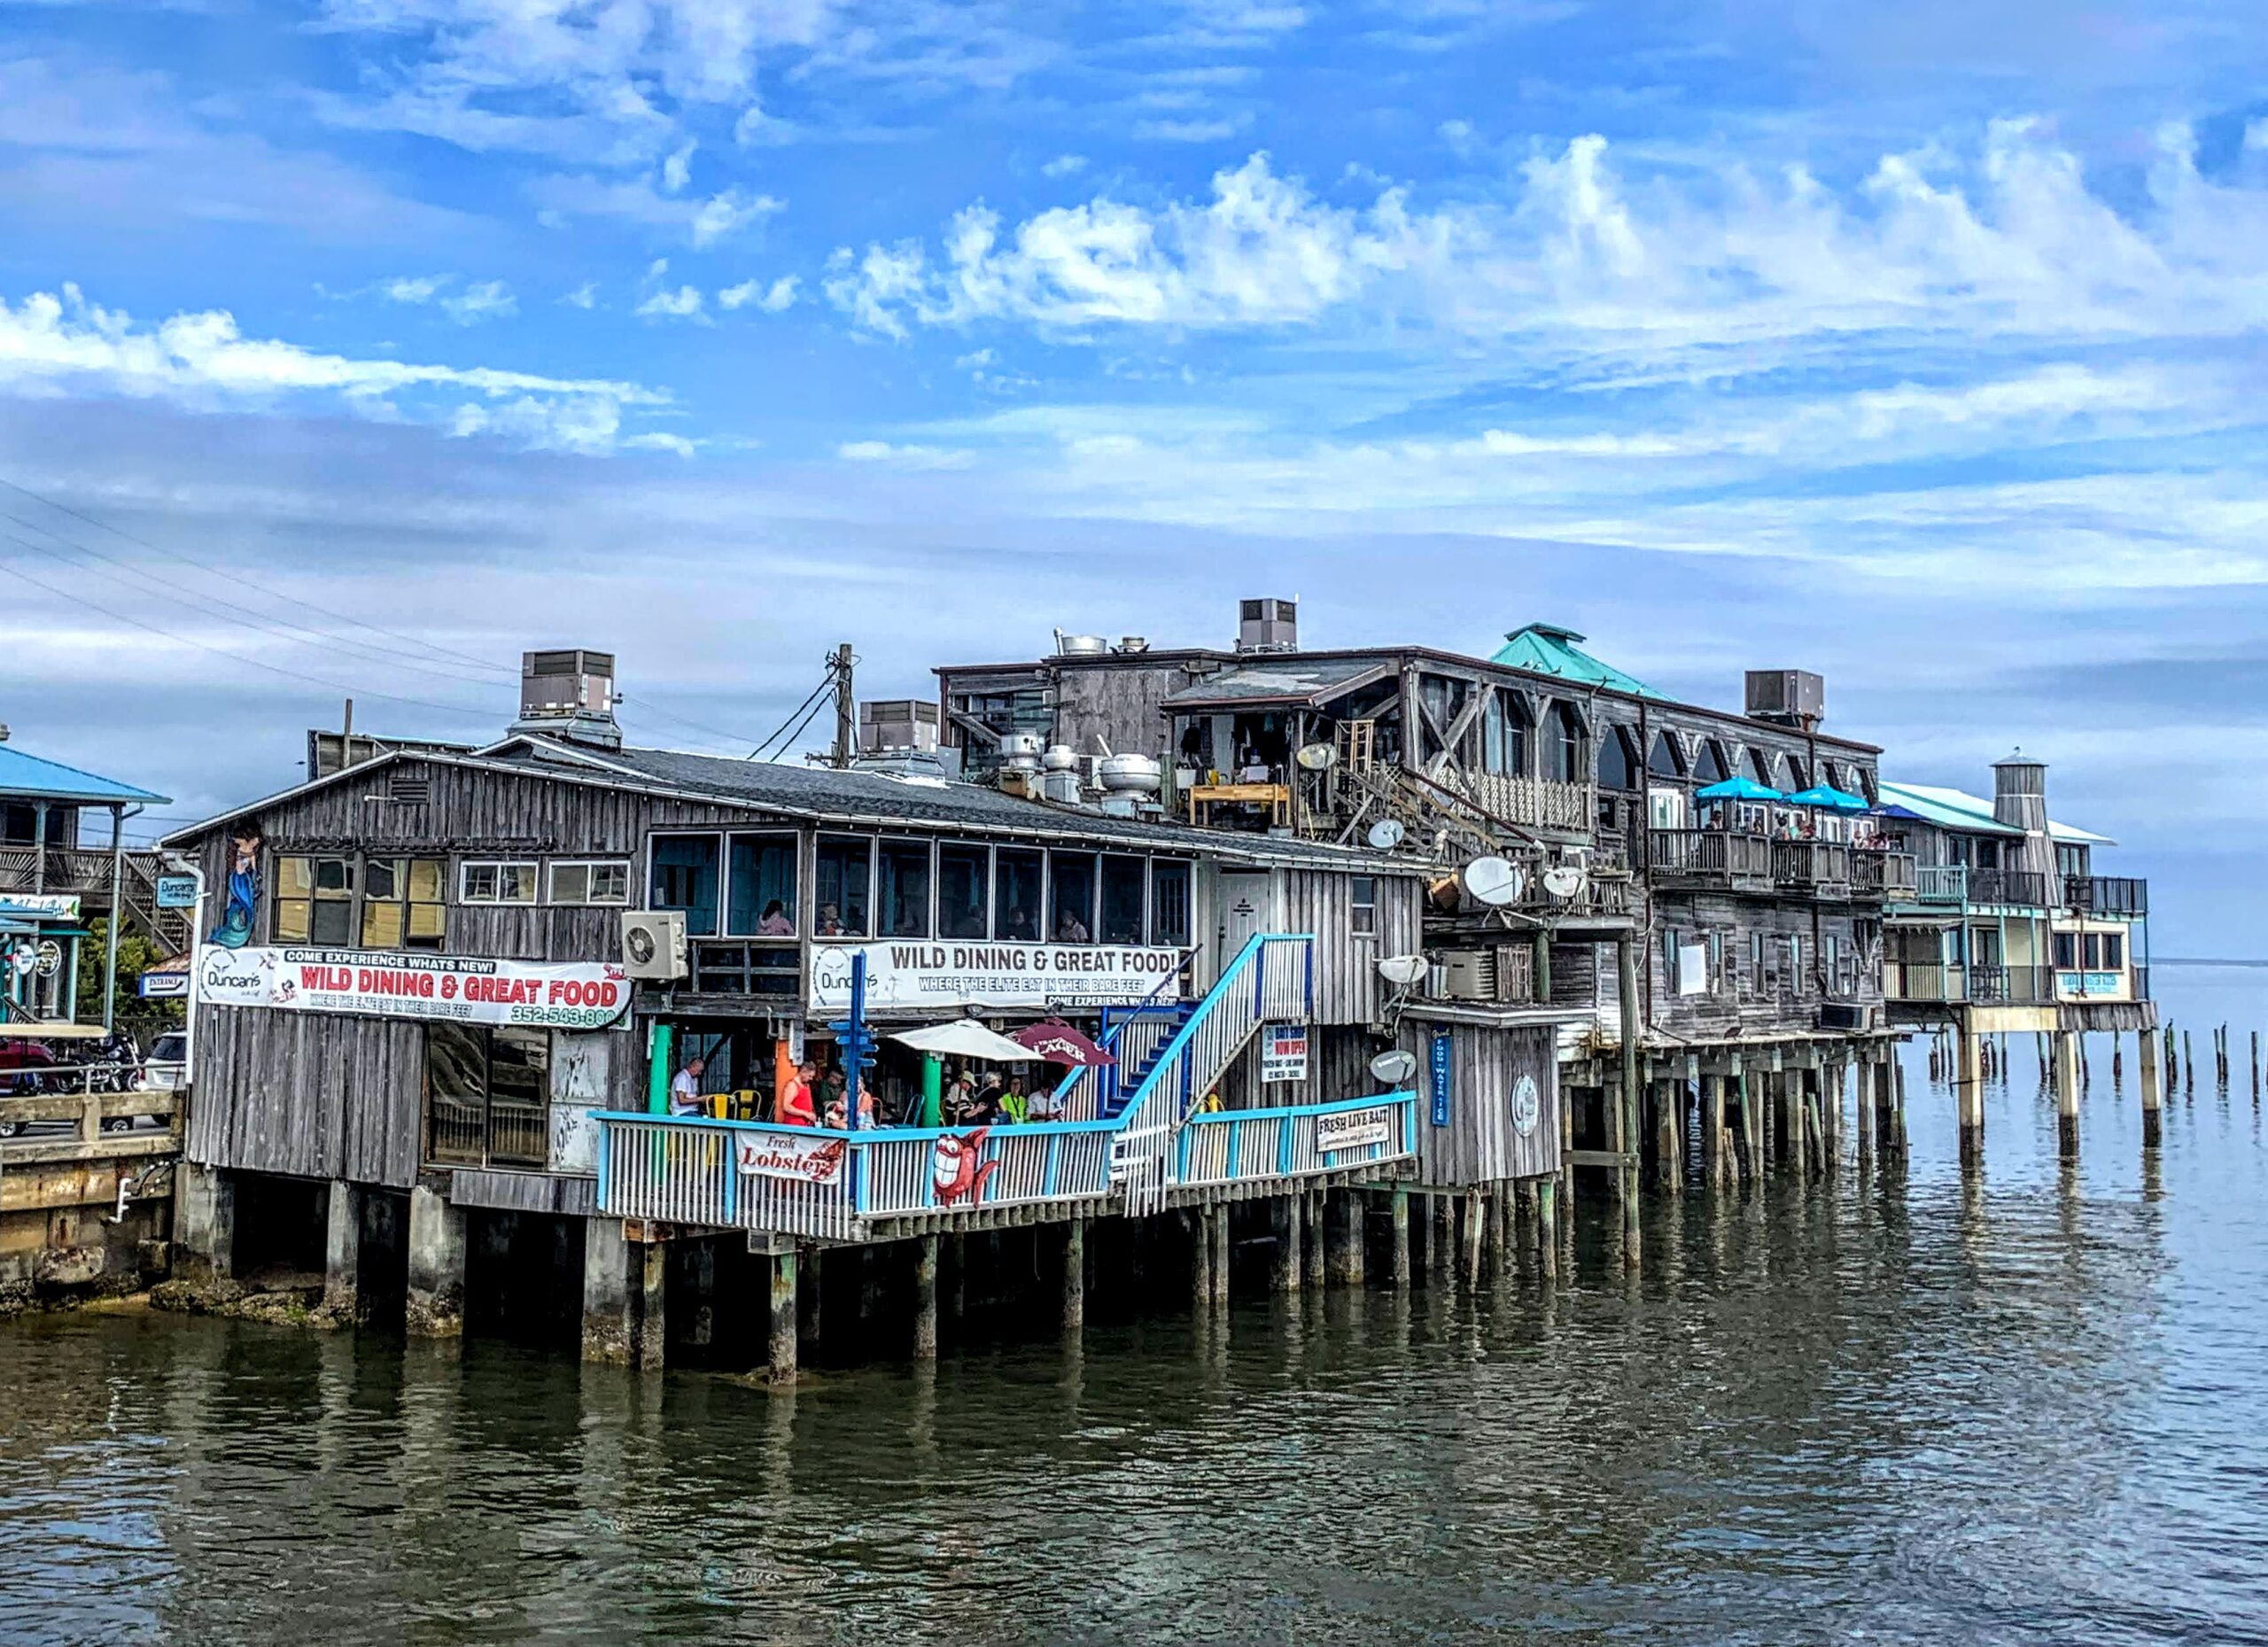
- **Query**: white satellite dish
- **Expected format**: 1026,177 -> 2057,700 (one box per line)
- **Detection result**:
1370,1049 -> 1419,1085
1366,819 -> 1406,851
1461,855 -> 1525,907
1376,953 -> 1428,987
1294,742 -> 1338,772
1542,864 -> 1586,900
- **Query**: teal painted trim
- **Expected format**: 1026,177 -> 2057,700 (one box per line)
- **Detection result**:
1277,1116 -> 1294,1174
587,1111 -> 1118,1140
1042,1136 -> 1060,1196
1226,1118 -> 1242,1176
1181,1091 -> 1417,1124
722,1147 -> 738,1223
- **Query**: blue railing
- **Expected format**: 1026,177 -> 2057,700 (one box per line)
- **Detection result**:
1173,1092 -> 1416,1188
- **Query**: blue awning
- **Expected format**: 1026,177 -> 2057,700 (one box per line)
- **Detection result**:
1789,785 -> 1869,812
1696,775 -> 1784,803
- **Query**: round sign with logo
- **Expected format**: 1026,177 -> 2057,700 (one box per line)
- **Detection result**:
10,942 -> 34,977
1511,1072 -> 1540,1138
33,939 -> 62,979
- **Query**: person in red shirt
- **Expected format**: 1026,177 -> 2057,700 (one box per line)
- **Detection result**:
776,1060 -> 818,1127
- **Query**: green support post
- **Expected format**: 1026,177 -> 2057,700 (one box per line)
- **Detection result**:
920,1054 -> 944,1129
648,1022 -> 673,1115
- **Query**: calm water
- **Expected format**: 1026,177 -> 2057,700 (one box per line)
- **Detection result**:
6,969 -> 2268,1646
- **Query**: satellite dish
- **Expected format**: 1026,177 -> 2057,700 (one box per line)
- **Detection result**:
1542,864 -> 1586,900
1370,1049 -> 1419,1085
1376,954 -> 1428,987
1294,742 -> 1339,771
1461,855 -> 1525,907
1366,819 -> 1405,851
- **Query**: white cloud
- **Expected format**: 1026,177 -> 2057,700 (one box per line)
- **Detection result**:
381,275 -> 450,305
661,139 -> 695,193
531,174 -> 784,245
837,439 -> 974,469
1042,154 -> 1087,179
718,275 -> 799,312
636,284 -> 707,320
562,282 -> 599,308
442,279 -> 517,323
1132,115 -> 1250,144
826,124 -> 2268,369
625,431 -> 698,457
0,283 -> 664,454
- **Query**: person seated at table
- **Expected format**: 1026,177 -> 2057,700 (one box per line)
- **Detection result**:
823,1080 -> 876,1130
1055,907 -> 1090,943
667,1055 -> 708,1117
757,899 -> 794,936
996,1076 -> 1030,1125
941,1066 -> 974,1121
776,1060 -> 818,1127
816,902 -> 845,936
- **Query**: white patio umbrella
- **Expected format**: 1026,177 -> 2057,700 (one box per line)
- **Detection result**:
886,1020 -> 1044,1061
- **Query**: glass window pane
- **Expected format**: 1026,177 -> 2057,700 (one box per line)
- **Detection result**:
425,1022 -> 487,1167
727,835 -> 798,936
996,849 -> 1043,941
500,864 -> 538,903
814,835 -> 872,936
650,835 -> 721,936
1049,852 -> 1095,943
593,863 -> 629,904
315,858 -> 354,895
361,900 -> 405,949
275,898 -> 312,942
1150,861 -> 1191,947
462,864 -> 496,902
551,864 -> 590,905
366,858 -> 400,901
278,857 -> 313,897
408,859 -> 444,902
311,900 -> 353,946
1099,856 -> 1146,945
1352,875 -> 1379,936
878,839 -> 932,938
938,843 -> 990,940
486,1028 -> 549,1169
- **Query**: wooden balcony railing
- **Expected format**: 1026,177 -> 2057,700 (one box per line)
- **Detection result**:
1911,864 -> 1968,905
1969,869 -> 2051,908
1465,773 -> 1594,834
1850,851 -> 1917,900
1648,829 -> 1773,887
2065,876 -> 2148,917
1772,840 -> 1852,896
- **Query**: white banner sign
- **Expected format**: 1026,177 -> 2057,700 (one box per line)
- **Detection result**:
198,946 -> 632,1029
734,1130 -> 848,1185
809,941 -> 1184,1012
1317,1107 -> 1393,1154
0,893 -> 81,921
1262,1023 -> 1309,1083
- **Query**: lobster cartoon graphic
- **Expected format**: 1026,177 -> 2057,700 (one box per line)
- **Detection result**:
932,1127 -> 998,1208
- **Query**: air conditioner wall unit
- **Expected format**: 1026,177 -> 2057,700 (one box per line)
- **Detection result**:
1441,949 -> 1496,1001
620,909 -> 689,981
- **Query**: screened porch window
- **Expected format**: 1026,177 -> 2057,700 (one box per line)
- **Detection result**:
878,839 -> 933,938
937,843 -> 990,939
1151,860 -> 1192,947
995,848 -> 1044,941
1596,728 -> 1639,792
1049,851 -> 1096,943
1542,703 -> 1585,783
1099,855 -> 1146,945
726,833 -> 797,936
814,835 -> 872,937
649,835 -> 720,937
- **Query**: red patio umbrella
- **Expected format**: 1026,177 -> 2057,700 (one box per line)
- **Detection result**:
1012,1018 -> 1115,1067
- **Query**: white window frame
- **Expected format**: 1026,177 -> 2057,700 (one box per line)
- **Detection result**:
461,859 -> 540,905
548,858 -> 632,907
1350,875 -> 1379,939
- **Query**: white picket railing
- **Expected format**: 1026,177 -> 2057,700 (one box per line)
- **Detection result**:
1112,933 -> 1313,1216
1173,1093 -> 1417,1189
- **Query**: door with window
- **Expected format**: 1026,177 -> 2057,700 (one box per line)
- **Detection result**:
1216,869 -> 1273,981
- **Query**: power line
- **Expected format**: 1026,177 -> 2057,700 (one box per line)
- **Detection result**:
764,683 -> 837,764
0,472 -> 519,680
0,538 -> 515,725
747,672 -> 836,760
0,509 -> 515,691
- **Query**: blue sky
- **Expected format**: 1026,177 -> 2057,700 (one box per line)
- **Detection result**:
3,0 -> 2266,952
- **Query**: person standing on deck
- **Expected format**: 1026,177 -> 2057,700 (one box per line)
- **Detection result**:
777,1060 -> 818,1127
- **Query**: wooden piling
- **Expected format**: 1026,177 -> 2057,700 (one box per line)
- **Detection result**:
1326,1190 -> 1363,1287
1304,1188 -> 1328,1290
1462,1187 -> 1484,1287
913,1234 -> 940,1359
1061,1219 -> 1085,1340
1271,1193 -> 1303,1294
767,1250 -> 798,1387
1957,1029 -> 1984,1169
2051,1032 -> 2080,1159
1536,1179 -> 1558,1280
1616,937 -> 1643,1271
1390,1187 -> 1411,1292
1211,1202 -> 1231,1303
2139,1029 -> 2163,1147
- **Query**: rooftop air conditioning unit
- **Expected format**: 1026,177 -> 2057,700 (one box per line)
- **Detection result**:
1440,949 -> 1497,1002
1745,669 -> 1825,729
1237,596 -> 1298,654
619,909 -> 688,981
858,698 -> 940,754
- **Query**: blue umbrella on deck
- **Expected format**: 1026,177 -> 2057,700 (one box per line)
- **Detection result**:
1695,775 -> 1785,803
1788,784 -> 1870,812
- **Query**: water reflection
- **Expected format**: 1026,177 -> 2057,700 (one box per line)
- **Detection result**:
8,993 -> 2268,1643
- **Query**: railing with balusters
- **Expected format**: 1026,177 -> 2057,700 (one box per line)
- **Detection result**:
1172,1093 -> 1416,1189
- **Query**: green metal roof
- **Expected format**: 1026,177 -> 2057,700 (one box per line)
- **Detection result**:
0,744 -> 170,805
1878,781 -> 2113,846
1489,623 -> 1666,700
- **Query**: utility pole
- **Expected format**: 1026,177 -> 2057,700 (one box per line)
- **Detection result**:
830,643 -> 856,769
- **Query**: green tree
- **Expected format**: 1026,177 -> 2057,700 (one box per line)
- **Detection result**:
72,917 -> 183,1045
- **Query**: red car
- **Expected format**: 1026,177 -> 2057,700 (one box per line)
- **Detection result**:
0,1037 -> 57,1133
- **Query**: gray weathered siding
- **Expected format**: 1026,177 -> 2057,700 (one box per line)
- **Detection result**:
1402,1021 -> 1561,1185
1280,867 -> 1420,1026
189,1005 -> 425,1186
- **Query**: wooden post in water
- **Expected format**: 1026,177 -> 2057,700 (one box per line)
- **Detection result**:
1462,1187 -> 1485,1288
2139,1029 -> 2163,1147
1703,1073 -> 1727,1191
2051,1031 -> 2080,1159
1855,1061 -> 1876,1175
1325,1191 -> 1362,1287
1737,1068 -> 1760,1187
1061,1219 -> 1085,1340
913,1234 -> 940,1360
1212,1202 -> 1232,1303
1616,937 -> 1643,1271
1389,1186 -> 1411,1293
1304,1188 -> 1328,1290
1189,1209 -> 1214,1309
1271,1194 -> 1303,1294
2252,1031 -> 2260,1102
1536,1179 -> 1559,1281
1428,1193 -> 1452,1283
767,1250 -> 798,1387
2183,1029 -> 2194,1096
1957,1028 -> 1984,1169
1655,1076 -> 1682,1193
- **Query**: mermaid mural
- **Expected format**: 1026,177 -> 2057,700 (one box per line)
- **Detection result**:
209,822 -> 262,950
